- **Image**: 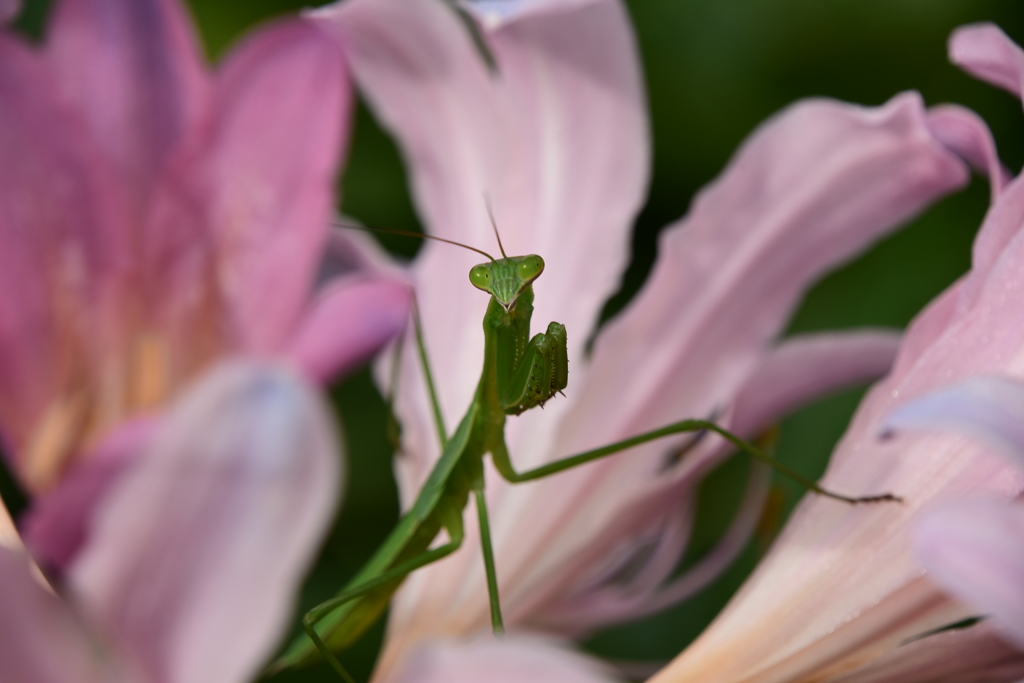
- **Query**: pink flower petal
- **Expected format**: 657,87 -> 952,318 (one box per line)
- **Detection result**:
390,635 -> 622,683
884,375 -> 1024,471
949,23 -> 1024,98
22,417 -> 158,573
43,0 -> 209,218
286,276 -> 412,382
728,331 -> 903,437
0,0 -> 19,23
458,93 -> 968,638
0,34 -> 129,472
926,104 -> 1011,202
149,18 -> 350,356
316,0 -> 648,491
68,361 -> 341,683
0,546 -> 131,683
915,499 -> 1024,650
829,622 -> 1024,683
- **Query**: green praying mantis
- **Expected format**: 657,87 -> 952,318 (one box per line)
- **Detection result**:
270,221 -> 900,682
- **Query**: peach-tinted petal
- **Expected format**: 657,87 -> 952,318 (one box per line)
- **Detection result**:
22,417 -> 157,573
830,622 -> 1024,683
69,361 -> 341,683
915,499 -> 1024,650
949,23 -> 1024,98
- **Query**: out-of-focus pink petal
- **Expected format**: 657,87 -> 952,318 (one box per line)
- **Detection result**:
884,375 -> 1024,469
22,417 -> 157,573
915,499 -> 1024,650
466,0 -> 602,30
150,19 -> 349,356
286,277 -> 412,382
43,0 -> 209,217
729,331 -> 903,437
317,0 -> 648,492
390,635 -> 623,683
949,23 -> 1024,98
830,622 -> 1024,683
926,104 -> 1011,202
0,0 -> 19,23
0,547 -> 130,683
0,34 -> 128,475
69,361 -> 341,683
962,174 -> 1024,308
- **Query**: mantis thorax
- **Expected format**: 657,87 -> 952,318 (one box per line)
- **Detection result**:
469,255 -> 545,311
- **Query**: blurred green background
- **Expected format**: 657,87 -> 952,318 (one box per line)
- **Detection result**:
11,0 -> 1024,680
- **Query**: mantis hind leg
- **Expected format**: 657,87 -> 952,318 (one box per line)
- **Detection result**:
303,514 -> 466,682
490,419 -> 901,505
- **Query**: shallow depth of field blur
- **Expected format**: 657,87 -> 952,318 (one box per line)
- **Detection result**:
8,0 -> 1023,680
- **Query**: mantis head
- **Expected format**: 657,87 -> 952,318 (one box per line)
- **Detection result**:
469,255 -> 545,311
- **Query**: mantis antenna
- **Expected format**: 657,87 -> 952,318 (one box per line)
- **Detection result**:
332,219 -> 496,262
483,195 -> 508,258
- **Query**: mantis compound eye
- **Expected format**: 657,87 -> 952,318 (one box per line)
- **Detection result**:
469,264 -> 492,291
517,255 -> 544,282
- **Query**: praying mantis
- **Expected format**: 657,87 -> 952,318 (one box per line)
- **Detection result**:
270,226 -> 900,683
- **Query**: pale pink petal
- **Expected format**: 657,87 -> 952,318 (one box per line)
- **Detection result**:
286,276 -> 411,382
884,375 -> 1024,469
962,173 -> 1024,308
390,635 -> 622,683
926,105 -> 1011,202
949,23 -> 1024,98
0,547 -> 130,683
317,0 -> 648,493
728,331 -> 903,437
0,34 -> 128,469
457,93 -> 969,639
22,417 -> 157,573
915,499 -> 1024,650
69,361 -> 341,683
466,0 -> 602,29
43,0 -> 209,217
150,19 -> 350,356
830,622 -> 1024,683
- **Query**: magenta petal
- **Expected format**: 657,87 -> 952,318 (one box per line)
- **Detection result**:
0,35 -> 128,463
286,276 -> 412,382
915,499 -> 1024,650
884,375 -> 1024,470
44,0 -> 209,214
392,635 -> 622,683
0,0 -> 19,22
949,23 -> 1024,98
156,19 -> 350,356
729,331 -> 903,437
0,547 -> 128,683
22,417 -> 157,574
68,361 -> 341,683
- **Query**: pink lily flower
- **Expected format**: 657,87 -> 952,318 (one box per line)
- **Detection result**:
312,0 -> 988,679
648,23 -> 1024,683
885,374 -> 1024,651
1,361 -> 343,683
0,0 -> 411,567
